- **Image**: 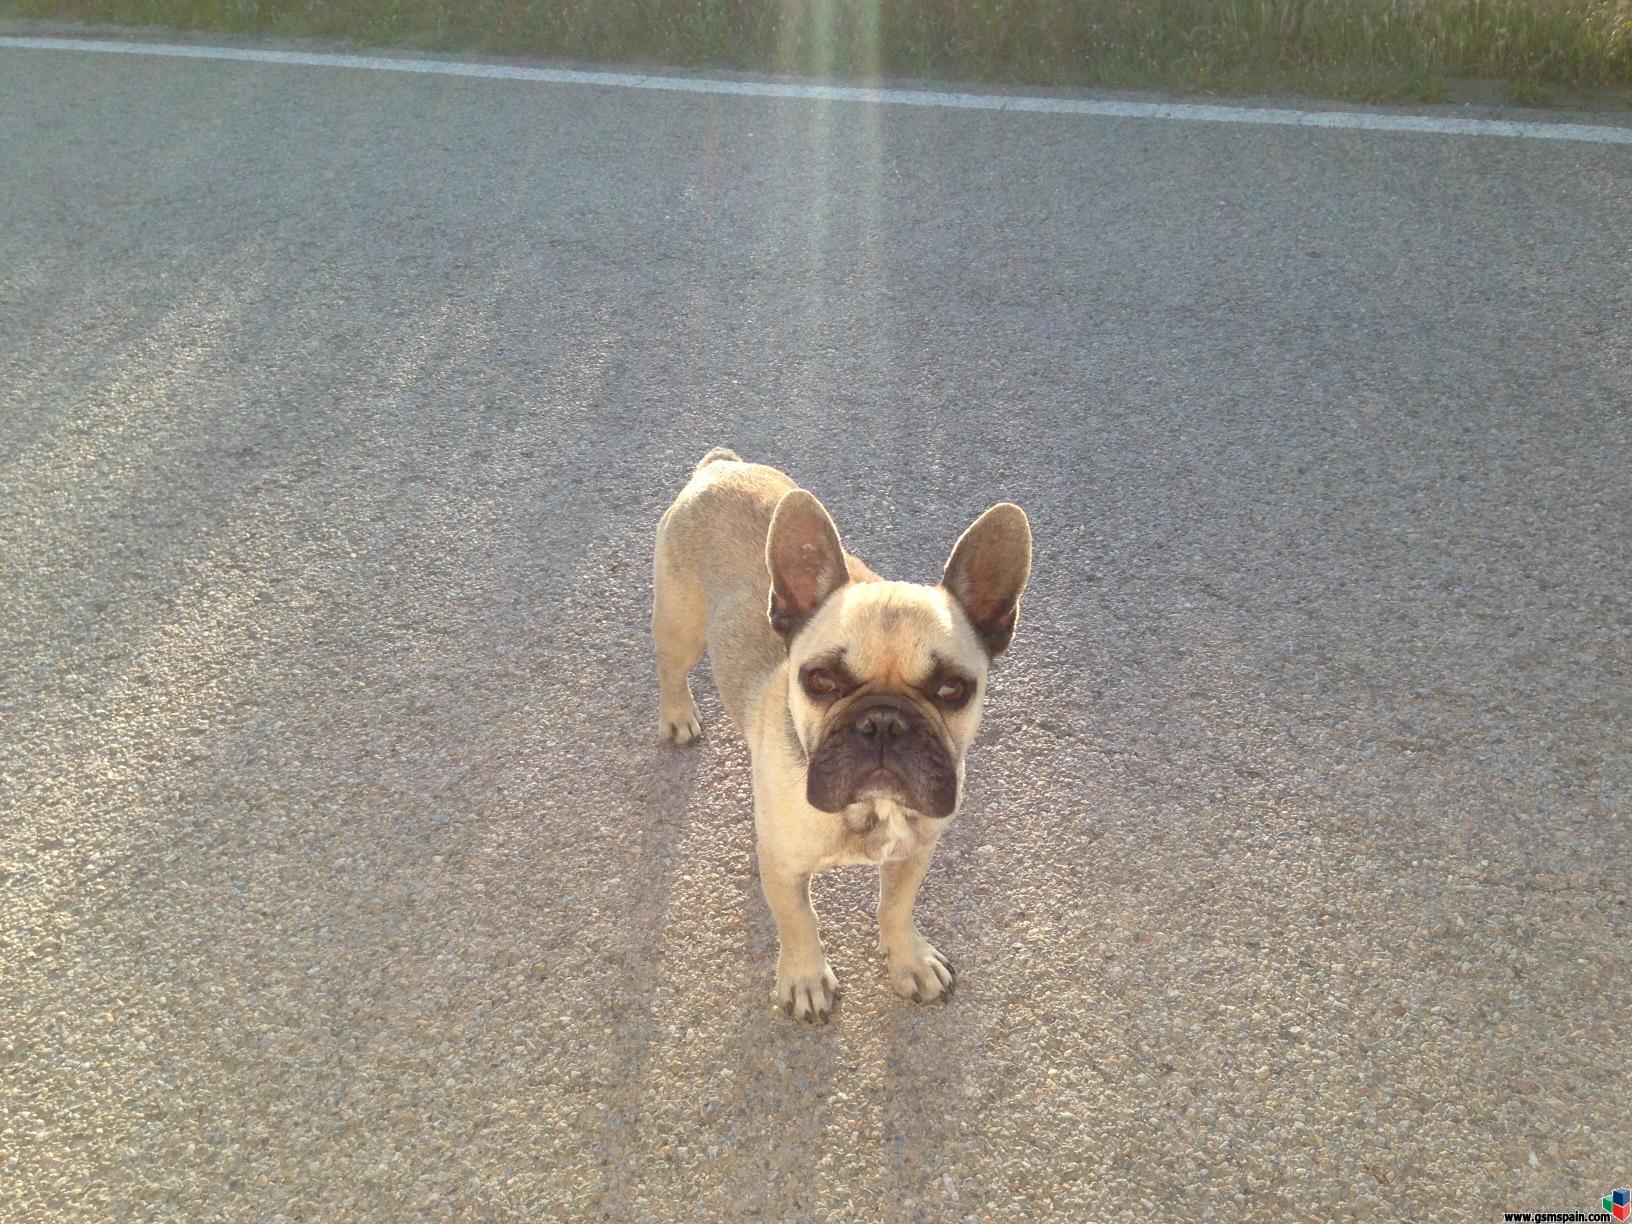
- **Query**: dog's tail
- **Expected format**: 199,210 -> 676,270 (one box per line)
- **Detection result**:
693,446 -> 744,474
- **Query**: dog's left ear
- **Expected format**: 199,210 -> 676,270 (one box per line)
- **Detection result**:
942,503 -> 1032,657
767,489 -> 850,638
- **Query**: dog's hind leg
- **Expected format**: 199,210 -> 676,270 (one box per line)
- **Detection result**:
652,515 -> 706,745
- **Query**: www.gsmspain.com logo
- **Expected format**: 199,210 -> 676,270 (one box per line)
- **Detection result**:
1604,1188 -> 1631,1222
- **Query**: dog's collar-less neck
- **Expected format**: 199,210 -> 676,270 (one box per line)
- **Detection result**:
782,706 -> 808,766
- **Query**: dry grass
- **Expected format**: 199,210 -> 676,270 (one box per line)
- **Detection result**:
6,0 -> 1630,97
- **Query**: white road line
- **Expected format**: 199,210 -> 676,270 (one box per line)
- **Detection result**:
4,33 -> 1631,146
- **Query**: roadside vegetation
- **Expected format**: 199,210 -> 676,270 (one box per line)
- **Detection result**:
6,0 -> 1630,106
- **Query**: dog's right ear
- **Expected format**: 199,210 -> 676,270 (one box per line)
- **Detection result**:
942,502 -> 1032,657
766,490 -> 849,638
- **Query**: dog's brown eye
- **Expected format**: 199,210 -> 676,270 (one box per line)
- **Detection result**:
804,669 -> 837,696
936,676 -> 969,704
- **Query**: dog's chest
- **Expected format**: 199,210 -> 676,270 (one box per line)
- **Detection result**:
817,797 -> 926,867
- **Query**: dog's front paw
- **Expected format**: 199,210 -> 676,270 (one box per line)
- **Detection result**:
883,936 -> 955,1004
776,957 -> 839,1024
658,697 -> 702,746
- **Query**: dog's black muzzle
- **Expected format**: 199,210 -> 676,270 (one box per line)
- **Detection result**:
805,694 -> 959,818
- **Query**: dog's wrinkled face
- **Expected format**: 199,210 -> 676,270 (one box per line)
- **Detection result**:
765,491 -> 1032,822
789,583 -> 985,818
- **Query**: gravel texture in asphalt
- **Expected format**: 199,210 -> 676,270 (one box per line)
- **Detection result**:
1,35 -> 1629,1222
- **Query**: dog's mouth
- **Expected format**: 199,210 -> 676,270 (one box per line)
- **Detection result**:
859,765 -> 905,792
805,699 -> 960,818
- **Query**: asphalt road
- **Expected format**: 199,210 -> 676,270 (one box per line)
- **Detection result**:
2,34 -> 1629,1223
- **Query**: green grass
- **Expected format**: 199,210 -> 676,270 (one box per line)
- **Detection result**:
1284,65 -> 1454,103
5,0 -> 1630,100
1507,74 -> 1564,101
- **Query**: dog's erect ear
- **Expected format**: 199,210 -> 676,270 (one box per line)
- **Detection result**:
767,489 -> 849,638
942,503 -> 1032,657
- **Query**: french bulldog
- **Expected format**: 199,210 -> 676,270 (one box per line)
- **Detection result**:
653,448 -> 1031,1022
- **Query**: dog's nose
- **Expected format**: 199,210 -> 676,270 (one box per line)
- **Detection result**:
854,706 -> 909,742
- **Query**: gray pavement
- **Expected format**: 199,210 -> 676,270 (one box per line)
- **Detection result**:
1,34 -> 1629,1222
